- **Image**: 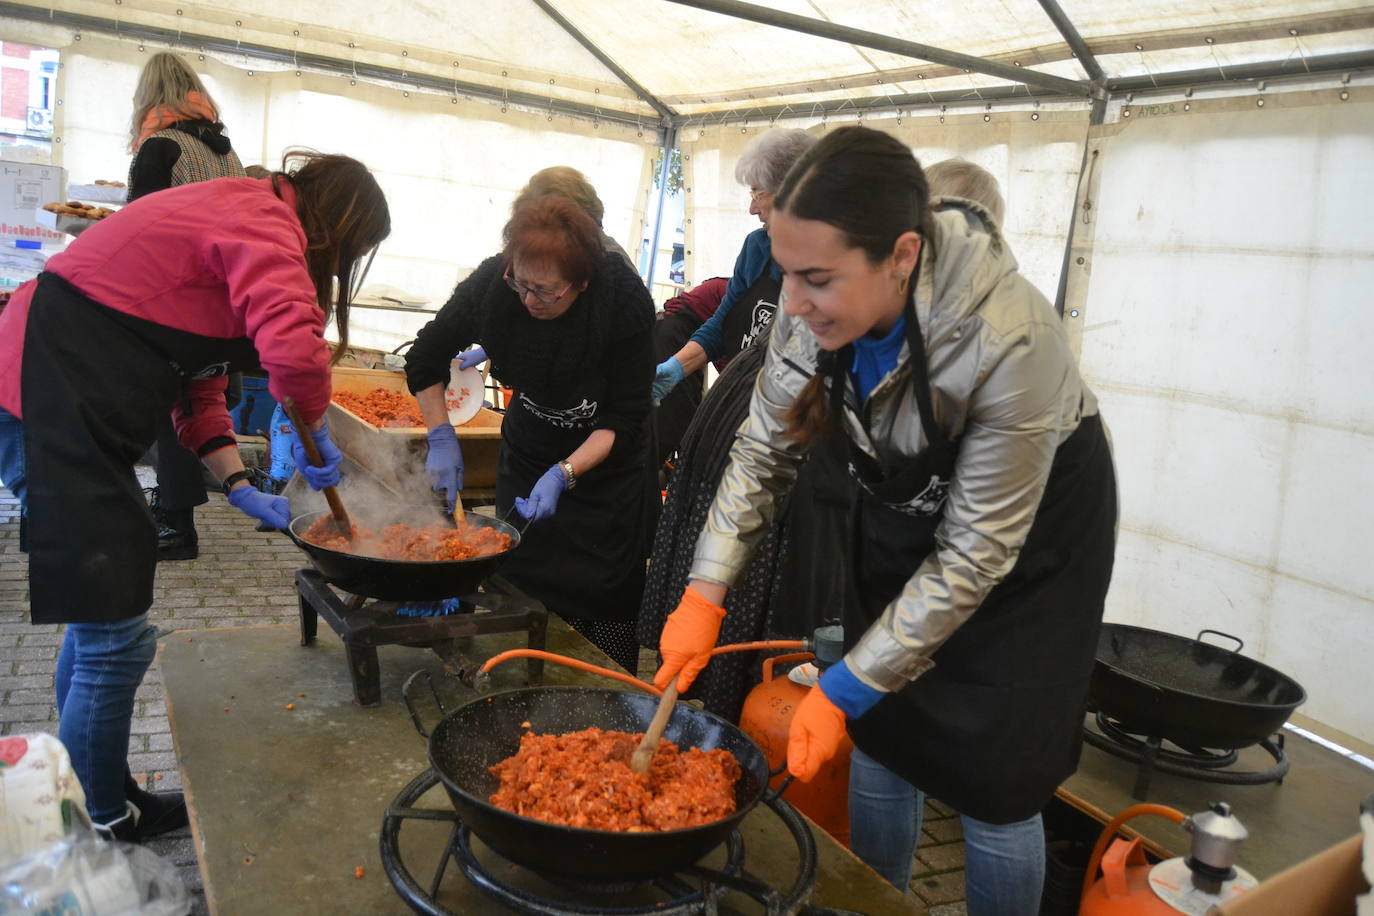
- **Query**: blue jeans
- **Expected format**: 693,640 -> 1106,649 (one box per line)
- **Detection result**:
848,747 -> 1046,916
0,406 -> 157,824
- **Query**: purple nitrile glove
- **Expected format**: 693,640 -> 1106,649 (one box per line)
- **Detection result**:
457,345 -> 488,370
290,419 -> 343,490
425,423 -> 464,511
514,464 -> 569,521
227,485 -> 291,529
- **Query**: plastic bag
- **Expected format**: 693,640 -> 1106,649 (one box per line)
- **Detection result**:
0,832 -> 189,916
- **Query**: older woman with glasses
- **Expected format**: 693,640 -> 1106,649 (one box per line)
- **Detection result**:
405,196 -> 657,672
651,127 -> 815,401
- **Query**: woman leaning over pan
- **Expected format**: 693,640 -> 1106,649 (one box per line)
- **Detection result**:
405,197 -> 656,674
0,151 -> 390,840
652,127 -> 1117,914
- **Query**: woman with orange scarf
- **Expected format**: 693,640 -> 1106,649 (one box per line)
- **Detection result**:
128,52 -> 247,565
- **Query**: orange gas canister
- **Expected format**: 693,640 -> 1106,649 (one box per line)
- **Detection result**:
739,652 -> 852,847
1079,803 -> 1257,916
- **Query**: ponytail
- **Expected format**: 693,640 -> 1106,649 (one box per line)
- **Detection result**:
782,372 -> 836,445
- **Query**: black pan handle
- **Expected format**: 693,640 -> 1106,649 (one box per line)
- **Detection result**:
401,670 -> 448,739
1197,629 -> 1244,654
763,761 -> 795,803
498,506 -> 534,537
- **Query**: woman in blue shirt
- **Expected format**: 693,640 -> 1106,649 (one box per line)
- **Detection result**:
651,128 -> 815,400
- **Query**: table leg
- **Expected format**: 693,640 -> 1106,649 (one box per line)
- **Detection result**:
345,640 -> 381,707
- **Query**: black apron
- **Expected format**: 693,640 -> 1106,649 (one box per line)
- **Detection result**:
836,302 -> 1118,824
21,272 -> 261,625
496,386 -> 656,623
718,268 -> 780,364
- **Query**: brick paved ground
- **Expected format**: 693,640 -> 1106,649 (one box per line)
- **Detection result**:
2,481 -> 968,914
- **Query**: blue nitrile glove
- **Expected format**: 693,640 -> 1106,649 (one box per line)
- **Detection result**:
652,357 -> 686,402
291,420 -> 343,490
425,423 -> 464,510
227,485 -> 291,530
457,345 -> 488,370
817,659 -> 886,718
514,464 -> 570,521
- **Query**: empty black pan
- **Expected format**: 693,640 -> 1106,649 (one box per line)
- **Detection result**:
283,506 -> 522,601
1090,624 -> 1306,750
403,679 -> 774,882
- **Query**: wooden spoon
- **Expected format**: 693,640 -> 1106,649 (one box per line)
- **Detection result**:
630,680 -> 680,775
281,397 -> 351,536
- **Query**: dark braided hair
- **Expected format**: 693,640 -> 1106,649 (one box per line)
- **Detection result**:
774,127 -> 935,445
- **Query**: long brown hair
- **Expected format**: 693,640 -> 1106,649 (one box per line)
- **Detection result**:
775,127 -> 935,446
271,150 -> 391,362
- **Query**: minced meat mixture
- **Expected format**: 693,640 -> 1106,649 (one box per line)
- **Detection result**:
489,727 -> 741,831
333,388 -> 425,427
302,516 -> 512,561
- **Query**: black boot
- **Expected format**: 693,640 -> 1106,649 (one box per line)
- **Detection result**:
156,507 -> 199,562
119,770 -> 189,840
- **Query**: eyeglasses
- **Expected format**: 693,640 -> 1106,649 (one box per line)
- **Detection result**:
504,266 -> 573,305
748,187 -> 772,202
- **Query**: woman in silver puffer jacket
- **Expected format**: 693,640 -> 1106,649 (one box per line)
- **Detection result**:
653,126 -> 1118,915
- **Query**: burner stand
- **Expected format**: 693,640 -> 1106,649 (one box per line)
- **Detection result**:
380,769 -> 867,916
1083,712 -> 1290,800
296,568 -> 547,706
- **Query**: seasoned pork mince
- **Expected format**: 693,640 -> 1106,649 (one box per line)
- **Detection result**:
301,516 -> 511,561
489,727 -> 741,831
333,387 -> 426,427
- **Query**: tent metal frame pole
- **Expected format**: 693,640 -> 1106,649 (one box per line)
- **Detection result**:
528,0 -> 676,123
1037,0 -> 1104,84
1052,94 -> 1107,316
661,0 -> 1089,97
0,0 -> 656,131
1107,48 -> 1374,92
645,127 -> 679,289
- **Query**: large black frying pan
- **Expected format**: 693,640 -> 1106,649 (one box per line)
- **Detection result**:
1090,624 -> 1306,750
403,681 -> 774,882
283,506 -> 522,601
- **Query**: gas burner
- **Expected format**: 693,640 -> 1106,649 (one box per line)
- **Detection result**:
296,568 -> 548,706
380,769 -> 867,916
1083,712 -> 1289,800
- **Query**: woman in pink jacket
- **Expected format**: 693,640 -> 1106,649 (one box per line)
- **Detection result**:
0,151 -> 389,840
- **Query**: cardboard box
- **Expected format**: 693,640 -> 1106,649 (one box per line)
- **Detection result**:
0,160 -> 65,245
327,366 -> 501,496
1215,833 -> 1368,915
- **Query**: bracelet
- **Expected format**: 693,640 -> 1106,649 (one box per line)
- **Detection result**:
558,460 -> 577,490
221,469 -> 254,496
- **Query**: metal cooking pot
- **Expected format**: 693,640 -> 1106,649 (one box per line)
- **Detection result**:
401,677 -> 776,882
1090,625 -> 1306,750
283,506 -> 522,601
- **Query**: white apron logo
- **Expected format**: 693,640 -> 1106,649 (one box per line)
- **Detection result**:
191,361 -> 231,380
518,393 -> 597,429
739,298 -> 777,351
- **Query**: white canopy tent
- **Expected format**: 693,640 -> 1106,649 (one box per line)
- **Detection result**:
0,0 -> 1370,745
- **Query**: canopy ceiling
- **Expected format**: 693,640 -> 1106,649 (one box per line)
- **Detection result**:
1,0 -> 1371,131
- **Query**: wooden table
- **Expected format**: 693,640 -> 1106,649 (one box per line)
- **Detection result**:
162,622 -> 922,915
1058,718 -> 1374,878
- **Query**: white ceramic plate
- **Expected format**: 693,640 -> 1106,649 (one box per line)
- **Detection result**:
445,362 -> 484,427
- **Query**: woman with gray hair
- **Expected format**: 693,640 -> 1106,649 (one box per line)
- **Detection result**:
651,127 -> 815,400
925,158 -> 1006,225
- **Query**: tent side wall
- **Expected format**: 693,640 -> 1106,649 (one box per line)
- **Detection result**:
1067,89 -> 1374,742
680,109 -> 1090,307
23,25 -> 658,353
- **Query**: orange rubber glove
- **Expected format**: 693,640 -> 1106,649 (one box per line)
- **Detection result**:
787,684 -> 849,781
653,585 -> 726,691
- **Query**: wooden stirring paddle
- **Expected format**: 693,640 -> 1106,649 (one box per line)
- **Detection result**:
630,679 -> 680,775
281,397 -> 351,536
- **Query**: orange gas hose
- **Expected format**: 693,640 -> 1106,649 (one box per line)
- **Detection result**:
1080,803 -> 1187,901
478,640 -> 808,696
478,649 -> 662,695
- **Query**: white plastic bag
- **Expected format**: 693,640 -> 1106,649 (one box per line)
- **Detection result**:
0,832 -> 189,916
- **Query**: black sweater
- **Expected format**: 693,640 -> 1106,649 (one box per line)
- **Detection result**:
406,252 -> 655,451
